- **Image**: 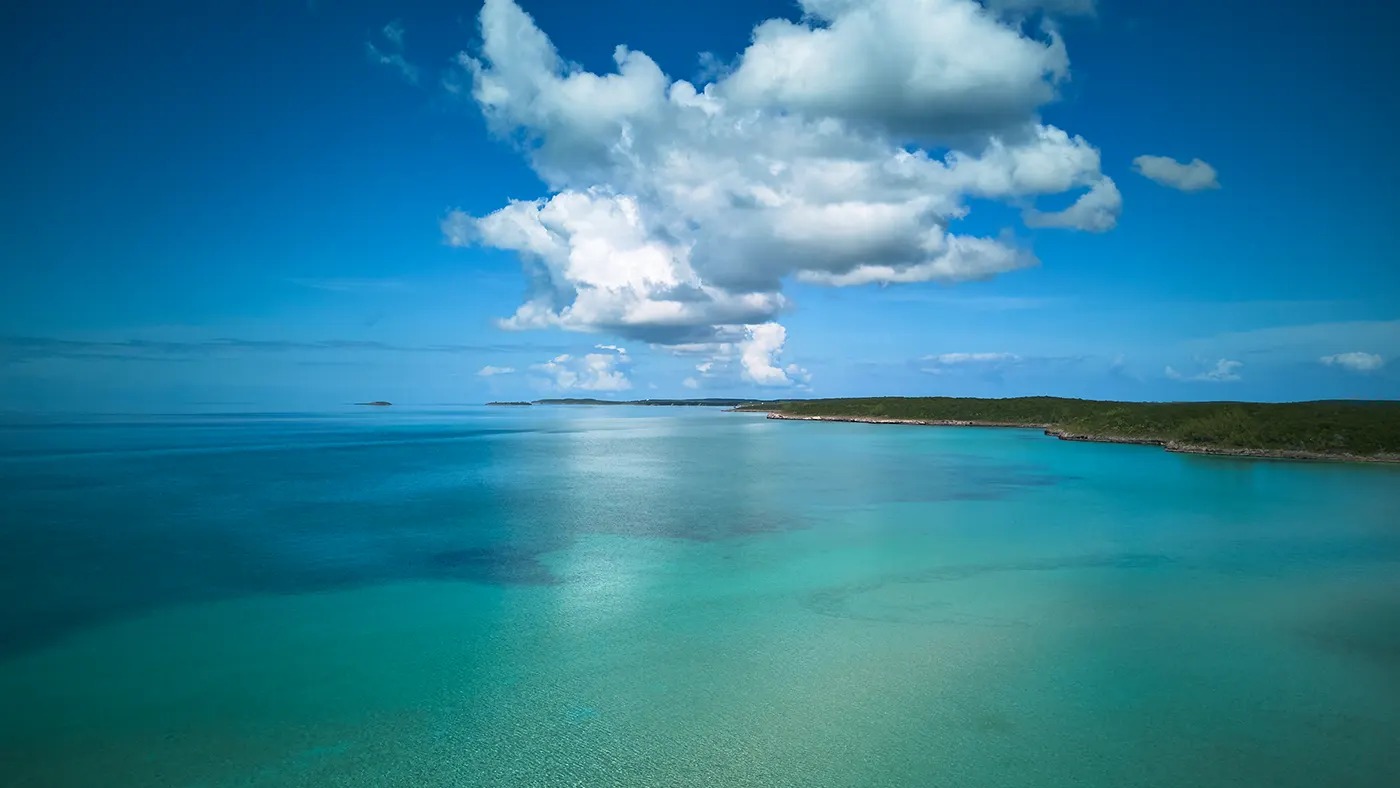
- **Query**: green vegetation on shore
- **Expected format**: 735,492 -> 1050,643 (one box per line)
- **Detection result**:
737,397 -> 1400,460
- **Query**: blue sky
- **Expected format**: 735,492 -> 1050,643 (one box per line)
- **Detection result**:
3,0 -> 1397,410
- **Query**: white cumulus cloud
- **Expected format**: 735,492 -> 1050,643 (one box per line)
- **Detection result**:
722,0 -> 1069,138
1165,358 -> 1242,382
1132,155 -> 1220,192
738,323 -> 809,387
671,324 -> 808,387
477,365 -> 516,376
446,0 -> 1119,354
1320,352 -> 1385,372
531,346 -> 632,391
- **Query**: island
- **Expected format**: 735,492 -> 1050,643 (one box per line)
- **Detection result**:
486,401 -> 533,406
355,401 -> 392,407
733,397 -> 1400,463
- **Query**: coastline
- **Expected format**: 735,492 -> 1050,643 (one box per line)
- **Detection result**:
755,411 -> 1400,464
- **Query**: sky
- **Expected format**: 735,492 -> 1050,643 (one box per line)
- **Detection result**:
2,0 -> 1397,410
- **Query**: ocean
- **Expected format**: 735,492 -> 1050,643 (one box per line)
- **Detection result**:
2,406 -> 1398,787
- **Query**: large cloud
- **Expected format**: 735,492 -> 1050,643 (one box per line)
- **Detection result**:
448,0 -> 1118,361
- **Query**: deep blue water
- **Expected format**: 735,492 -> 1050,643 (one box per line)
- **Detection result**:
1,406 -> 1398,786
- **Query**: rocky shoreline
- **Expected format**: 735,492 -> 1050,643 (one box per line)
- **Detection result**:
756,412 -> 1400,464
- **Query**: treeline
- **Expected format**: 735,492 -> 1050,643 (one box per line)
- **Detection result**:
740,397 -> 1400,457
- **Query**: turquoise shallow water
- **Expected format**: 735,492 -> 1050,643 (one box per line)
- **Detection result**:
2,406 -> 1399,787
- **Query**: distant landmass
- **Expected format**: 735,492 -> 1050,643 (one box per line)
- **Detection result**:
355,401 -> 392,407
498,398 -> 770,407
734,397 -> 1400,463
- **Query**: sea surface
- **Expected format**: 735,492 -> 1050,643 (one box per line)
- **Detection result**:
2,405 -> 1399,787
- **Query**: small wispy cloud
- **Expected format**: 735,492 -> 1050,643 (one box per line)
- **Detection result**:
681,358 -> 720,390
876,293 -> 1057,311
919,352 -> 1022,376
1184,320 -> 1400,364
1132,155 -> 1221,192
986,0 -> 1097,16
477,365 -> 516,376
288,278 -> 408,292
658,342 -> 730,357
1319,352 -> 1385,373
1107,353 -> 1143,382
1165,358 -> 1242,382
382,20 -> 406,48
922,352 -> 1022,365
366,42 -> 420,84
917,351 -> 1093,379
366,19 -> 420,83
